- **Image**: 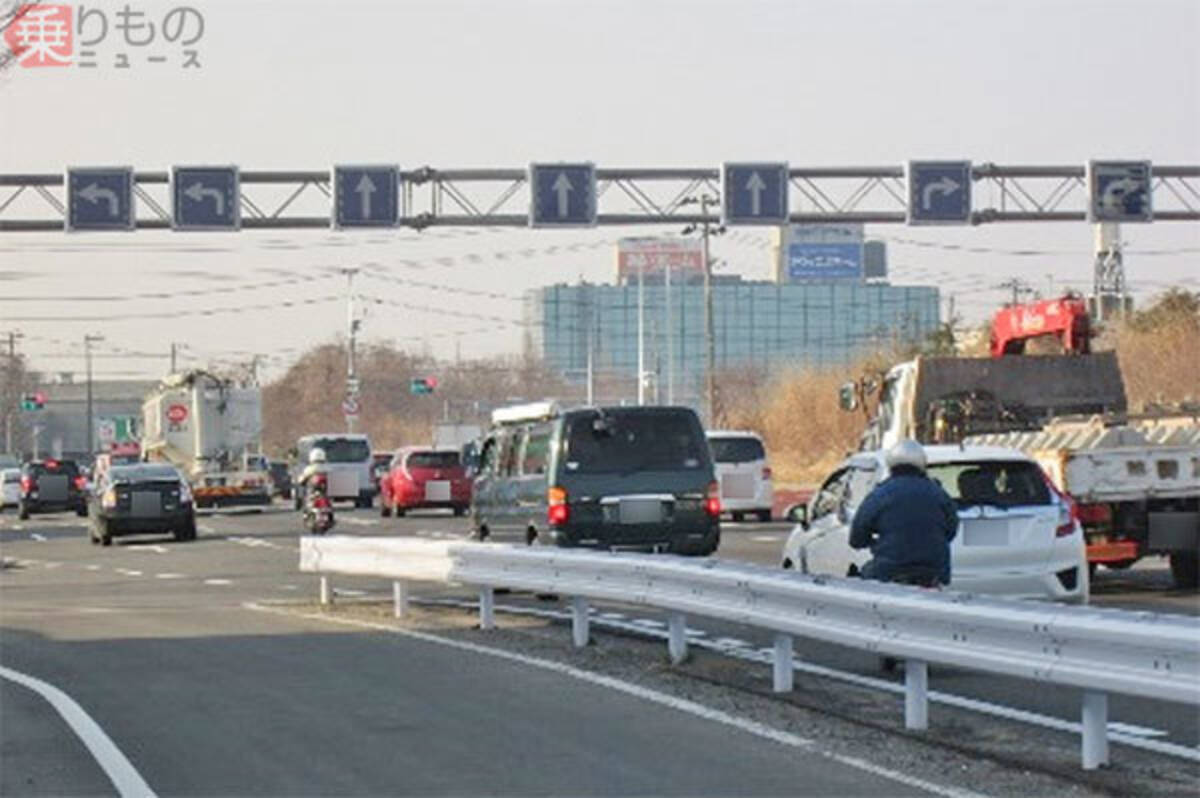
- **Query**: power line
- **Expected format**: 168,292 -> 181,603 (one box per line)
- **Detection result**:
0,273 -> 336,302
2,295 -> 342,323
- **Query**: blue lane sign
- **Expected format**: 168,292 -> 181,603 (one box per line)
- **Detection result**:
907,161 -> 972,225
721,162 -> 789,225
529,163 -> 597,227
66,167 -> 135,232
333,165 -> 400,229
1088,160 -> 1153,223
172,166 -> 240,231
788,243 -> 863,281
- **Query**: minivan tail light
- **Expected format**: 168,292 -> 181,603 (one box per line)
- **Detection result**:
1055,496 -> 1078,538
547,486 -> 568,526
75,476 -> 88,490
761,466 -> 772,481
705,481 -> 721,518
20,475 -> 32,494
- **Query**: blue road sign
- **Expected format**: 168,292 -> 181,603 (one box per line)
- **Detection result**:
173,166 -> 240,231
334,165 -> 400,228
907,161 -> 972,225
787,242 -> 863,281
721,162 -> 789,225
1088,160 -> 1153,223
529,163 -> 596,227
66,167 -> 135,231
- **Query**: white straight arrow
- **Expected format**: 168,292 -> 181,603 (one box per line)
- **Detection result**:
184,182 -> 225,215
355,174 -> 376,218
79,183 -> 119,217
745,172 -> 766,216
552,172 -> 573,218
921,176 -> 960,210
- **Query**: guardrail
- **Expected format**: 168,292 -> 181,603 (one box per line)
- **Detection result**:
299,536 -> 1200,770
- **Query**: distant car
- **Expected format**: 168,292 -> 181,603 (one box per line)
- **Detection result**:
1,467 -> 20,510
780,446 -> 1088,603
294,434 -> 375,508
371,452 -> 392,491
89,463 -> 196,546
380,447 -> 471,517
17,459 -> 89,520
707,430 -> 774,522
268,460 -> 293,500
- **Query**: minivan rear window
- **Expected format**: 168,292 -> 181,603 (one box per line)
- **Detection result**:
406,451 -> 460,469
708,437 -> 766,463
927,460 -> 1052,508
310,438 -> 370,463
564,410 -> 706,474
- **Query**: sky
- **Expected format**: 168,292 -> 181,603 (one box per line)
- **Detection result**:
1,0 -> 1198,382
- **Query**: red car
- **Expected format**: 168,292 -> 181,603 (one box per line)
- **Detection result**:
380,447 -> 471,517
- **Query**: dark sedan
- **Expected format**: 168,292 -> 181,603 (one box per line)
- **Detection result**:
90,463 -> 197,546
18,458 -> 89,520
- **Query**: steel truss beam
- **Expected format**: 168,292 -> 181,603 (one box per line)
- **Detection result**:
0,165 -> 1197,231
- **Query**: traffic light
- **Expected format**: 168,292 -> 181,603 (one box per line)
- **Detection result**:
20,392 -> 46,411
409,377 -> 437,395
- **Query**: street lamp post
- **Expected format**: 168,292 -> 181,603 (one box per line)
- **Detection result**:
84,334 -> 104,458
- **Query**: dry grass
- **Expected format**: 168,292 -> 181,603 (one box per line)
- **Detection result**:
1111,316 -> 1200,410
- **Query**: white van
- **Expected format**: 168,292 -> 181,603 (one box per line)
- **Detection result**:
295,434 -> 375,508
706,431 -> 774,522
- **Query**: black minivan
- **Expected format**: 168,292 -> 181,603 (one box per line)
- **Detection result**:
471,404 -> 720,555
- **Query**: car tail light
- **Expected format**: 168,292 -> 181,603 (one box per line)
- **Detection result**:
313,474 -> 327,488
74,476 -> 88,490
45,459 -> 58,469
20,475 -> 32,494
313,496 -> 331,509
761,466 -> 772,480
547,485 -> 569,526
1075,502 -> 1112,526
705,481 -> 721,518
1040,468 -> 1078,537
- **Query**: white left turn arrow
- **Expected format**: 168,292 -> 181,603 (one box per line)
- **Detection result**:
921,176 -> 960,210
184,182 -> 225,215
552,172 -> 573,218
79,183 -> 119,217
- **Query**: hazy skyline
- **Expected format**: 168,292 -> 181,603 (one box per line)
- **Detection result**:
2,0 -> 1197,381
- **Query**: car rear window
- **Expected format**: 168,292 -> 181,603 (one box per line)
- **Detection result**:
28,460 -> 79,477
708,437 -> 766,463
311,438 -> 370,463
927,460 -> 1052,508
564,409 -> 706,474
3,471 -> 19,484
406,451 -> 460,469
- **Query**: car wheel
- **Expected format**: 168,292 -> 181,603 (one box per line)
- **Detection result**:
731,512 -> 744,523
76,504 -> 88,518
525,526 -> 538,546
18,503 -> 29,520
380,501 -> 392,518
757,510 -> 772,522
175,517 -> 197,542
394,506 -> 406,518
476,523 -> 490,542
1169,551 -> 1199,590
97,519 -> 113,547
453,506 -> 466,517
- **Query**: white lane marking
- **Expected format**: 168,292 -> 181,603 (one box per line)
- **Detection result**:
129,545 -> 169,554
85,565 -> 102,571
598,612 -> 626,620
1107,722 -> 1168,738
248,602 -> 986,798
114,569 -> 143,577
30,533 -> 47,542
44,562 -> 63,569
750,535 -> 783,543
197,524 -> 215,534
711,637 -> 751,649
344,517 -> 378,527
279,584 -> 299,591
631,619 -> 665,629
333,589 -> 367,597
203,579 -> 232,586
155,573 -> 185,580
0,665 -> 157,797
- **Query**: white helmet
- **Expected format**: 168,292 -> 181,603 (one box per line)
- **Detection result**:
309,448 -> 327,465
885,439 -> 926,472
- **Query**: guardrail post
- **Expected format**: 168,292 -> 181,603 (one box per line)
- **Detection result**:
571,596 -> 589,648
773,634 -> 794,693
904,659 -> 928,730
393,580 -> 407,618
320,576 -> 331,606
1082,691 -> 1109,770
479,586 -> 495,630
667,612 -> 687,664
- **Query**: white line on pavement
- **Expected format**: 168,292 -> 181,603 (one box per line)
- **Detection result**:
0,665 -> 157,797
114,569 -> 143,577
203,579 -> 232,586
750,535 -> 783,543
155,573 -> 185,580
30,533 -> 47,542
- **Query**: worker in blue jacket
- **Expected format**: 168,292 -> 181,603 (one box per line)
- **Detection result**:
849,440 -> 959,585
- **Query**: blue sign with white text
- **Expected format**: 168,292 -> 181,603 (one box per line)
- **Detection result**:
787,243 -> 864,281
529,163 -> 597,227
1089,161 -> 1152,223
334,166 -> 400,228
173,166 -> 240,230
722,162 -> 788,225
907,161 -> 972,225
67,167 -> 134,231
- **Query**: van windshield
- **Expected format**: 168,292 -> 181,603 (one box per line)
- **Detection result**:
708,437 -> 765,463
564,410 -> 706,474
926,460 -> 1052,508
311,438 -> 370,463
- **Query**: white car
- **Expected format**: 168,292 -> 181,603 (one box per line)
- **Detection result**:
1,467 -> 20,510
707,430 -> 774,522
781,445 -> 1088,603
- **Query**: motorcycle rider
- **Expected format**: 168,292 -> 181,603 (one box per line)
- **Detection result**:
849,439 -> 958,585
297,447 -> 329,504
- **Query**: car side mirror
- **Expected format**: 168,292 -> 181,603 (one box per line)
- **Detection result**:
785,503 -> 808,527
838,382 -> 859,412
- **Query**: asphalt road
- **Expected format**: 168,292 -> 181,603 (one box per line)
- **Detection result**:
2,504 -> 1197,796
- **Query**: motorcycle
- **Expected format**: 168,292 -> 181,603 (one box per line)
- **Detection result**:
303,474 -> 336,535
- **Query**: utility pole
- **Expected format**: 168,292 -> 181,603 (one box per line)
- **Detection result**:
997,278 -> 1033,307
680,194 -> 722,425
84,334 -> 104,458
341,267 -> 361,433
637,257 -> 646,405
665,262 -> 674,405
170,342 -> 181,374
4,330 -> 22,454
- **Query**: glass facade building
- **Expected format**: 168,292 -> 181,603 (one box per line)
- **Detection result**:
526,278 -> 940,386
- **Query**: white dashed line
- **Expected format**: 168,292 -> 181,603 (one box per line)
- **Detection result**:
115,569 -> 143,577
85,565 -> 102,571
631,619 -> 666,629
333,589 -> 368,597
750,535 -> 783,543
44,562 -> 63,569
30,533 -> 47,542
197,524 -> 215,534
155,573 -> 185,580
203,579 -> 232,586
344,518 -> 378,527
